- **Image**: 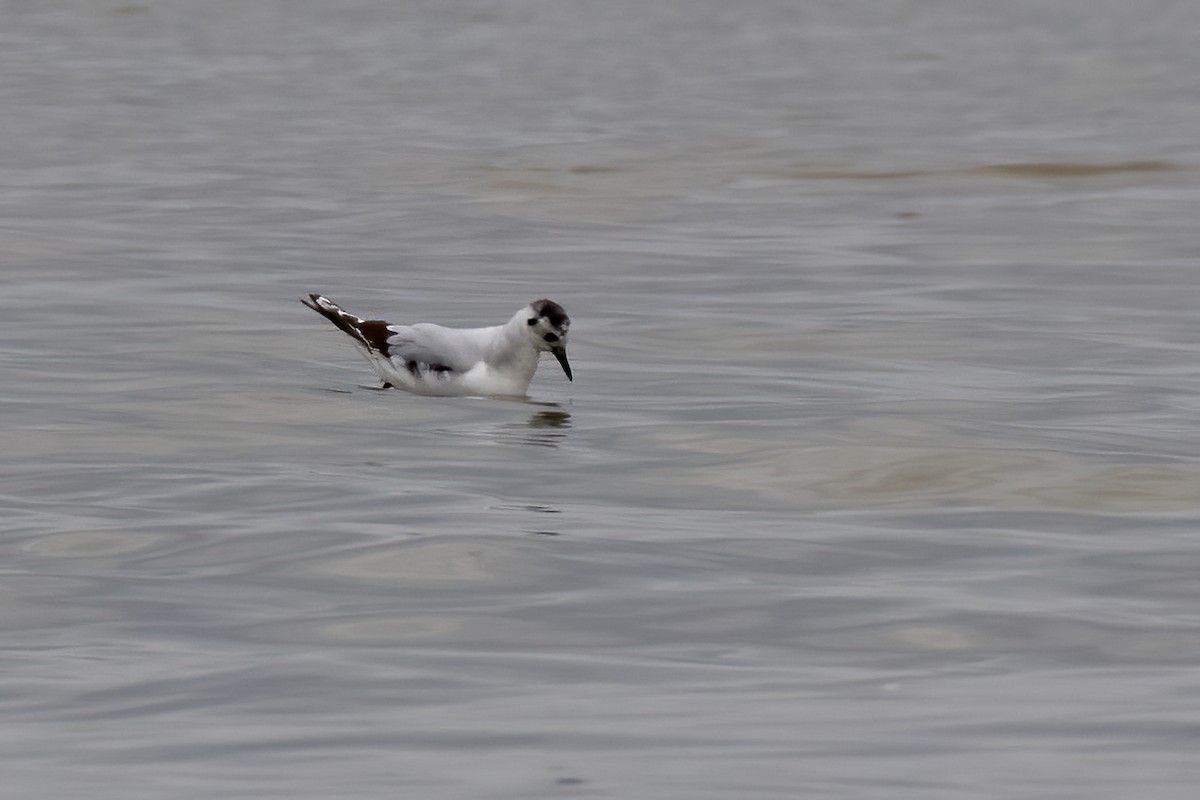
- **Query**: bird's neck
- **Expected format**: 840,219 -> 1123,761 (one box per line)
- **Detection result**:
484,318 -> 539,377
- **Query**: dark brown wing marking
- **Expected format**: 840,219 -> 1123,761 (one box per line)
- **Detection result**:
301,293 -> 392,357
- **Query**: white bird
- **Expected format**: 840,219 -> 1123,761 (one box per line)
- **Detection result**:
301,293 -> 573,397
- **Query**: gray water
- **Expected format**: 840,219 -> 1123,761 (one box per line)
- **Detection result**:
4,2 -> 1200,798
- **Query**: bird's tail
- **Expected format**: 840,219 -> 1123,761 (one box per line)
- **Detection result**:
301,293 -> 393,358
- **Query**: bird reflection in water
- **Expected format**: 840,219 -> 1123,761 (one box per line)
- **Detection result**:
500,406 -> 571,447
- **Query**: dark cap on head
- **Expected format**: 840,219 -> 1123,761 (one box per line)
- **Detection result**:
531,299 -> 569,330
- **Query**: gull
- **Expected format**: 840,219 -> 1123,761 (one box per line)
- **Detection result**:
301,293 -> 573,397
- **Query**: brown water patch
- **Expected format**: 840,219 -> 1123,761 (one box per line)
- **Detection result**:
23,530 -> 164,558
817,451 -> 1045,501
871,617 -> 1200,664
649,425 -> 1061,510
980,160 -> 1176,178
1025,464 -> 1200,513
304,537 -> 547,587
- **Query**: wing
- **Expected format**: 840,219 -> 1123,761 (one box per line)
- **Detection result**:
385,323 -> 487,375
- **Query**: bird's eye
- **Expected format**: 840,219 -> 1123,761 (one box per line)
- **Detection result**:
543,333 -> 559,343
527,318 -> 538,326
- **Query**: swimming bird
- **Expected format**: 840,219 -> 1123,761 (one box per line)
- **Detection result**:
301,293 -> 572,397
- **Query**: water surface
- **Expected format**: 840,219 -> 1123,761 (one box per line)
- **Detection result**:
4,2 -> 1200,798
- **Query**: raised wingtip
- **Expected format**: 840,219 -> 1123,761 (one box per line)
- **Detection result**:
300,292 -> 323,311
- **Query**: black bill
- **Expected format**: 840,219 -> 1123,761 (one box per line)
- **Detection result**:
552,347 -> 573,381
